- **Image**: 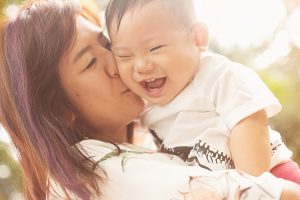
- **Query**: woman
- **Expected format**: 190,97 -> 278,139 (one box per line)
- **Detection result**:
0,0 -> 299,200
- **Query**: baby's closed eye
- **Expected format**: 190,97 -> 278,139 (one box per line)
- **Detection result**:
149,45 -> 165,52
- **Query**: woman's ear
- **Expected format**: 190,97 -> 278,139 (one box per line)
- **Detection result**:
191,22 -> 209,52
64,110 -> 76,126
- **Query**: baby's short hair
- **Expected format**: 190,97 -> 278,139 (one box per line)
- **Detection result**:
105,0 -> 197,34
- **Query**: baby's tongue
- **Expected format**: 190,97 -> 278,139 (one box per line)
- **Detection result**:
146,78 -> 165,89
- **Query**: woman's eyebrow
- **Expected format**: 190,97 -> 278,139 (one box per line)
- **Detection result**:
73,32 -> 106,64
73,45 -> 91,63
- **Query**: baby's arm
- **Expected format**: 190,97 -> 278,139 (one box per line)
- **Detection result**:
230,109 -> 271,176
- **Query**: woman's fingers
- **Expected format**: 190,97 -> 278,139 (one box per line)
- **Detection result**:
183,186 -> 223,200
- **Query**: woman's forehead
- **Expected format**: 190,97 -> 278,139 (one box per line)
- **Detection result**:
76,15 -> 103,38
75,16 -> 110,50
67,16 -> 103,60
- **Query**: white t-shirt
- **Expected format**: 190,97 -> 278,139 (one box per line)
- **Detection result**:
141,52 -> 292,171
48,139 -> 284,200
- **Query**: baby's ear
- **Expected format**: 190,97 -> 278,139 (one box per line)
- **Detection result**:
191,23 -> 209,52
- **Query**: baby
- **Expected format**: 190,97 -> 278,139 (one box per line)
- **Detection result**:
106,0 -> 300,183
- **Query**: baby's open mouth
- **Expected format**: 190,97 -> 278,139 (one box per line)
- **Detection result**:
141,77 -> 166,93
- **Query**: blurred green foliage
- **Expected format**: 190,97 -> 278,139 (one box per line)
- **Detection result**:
0,0 -> 26,198
2,0 -> 24,11
212,45 -> 300,163
0,0 -> 7,18
210,4 -> 300,166
1,0 -> 24,15
265,47 -> 300,164
0,142 -> 23,200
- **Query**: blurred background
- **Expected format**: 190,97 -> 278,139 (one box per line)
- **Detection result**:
0,0 -> 300,199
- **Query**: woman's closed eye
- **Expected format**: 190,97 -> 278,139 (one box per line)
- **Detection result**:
81,57 -> 97,73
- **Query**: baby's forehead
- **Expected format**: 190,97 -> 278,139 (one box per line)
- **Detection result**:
125,1 -> 186,18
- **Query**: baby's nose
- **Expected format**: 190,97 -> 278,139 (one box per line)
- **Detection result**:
133,57 -> 154,74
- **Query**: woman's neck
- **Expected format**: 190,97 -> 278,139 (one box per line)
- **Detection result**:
87,126 -> 129,144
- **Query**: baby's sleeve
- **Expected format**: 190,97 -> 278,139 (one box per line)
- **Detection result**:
211,63 -> 281,129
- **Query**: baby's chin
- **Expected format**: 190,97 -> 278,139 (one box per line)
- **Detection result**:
143,95 -> 175,107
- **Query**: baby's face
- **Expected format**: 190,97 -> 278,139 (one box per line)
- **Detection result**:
110,1 -> 202,106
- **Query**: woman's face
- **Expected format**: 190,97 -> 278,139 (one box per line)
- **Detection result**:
59,16 -> 144,138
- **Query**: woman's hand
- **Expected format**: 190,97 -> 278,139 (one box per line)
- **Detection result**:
183,186 -> 223,200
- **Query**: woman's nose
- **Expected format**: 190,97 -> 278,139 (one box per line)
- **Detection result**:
105,58 -> 119,78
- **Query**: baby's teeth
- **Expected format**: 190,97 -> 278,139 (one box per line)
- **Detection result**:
145,78 -> 156,83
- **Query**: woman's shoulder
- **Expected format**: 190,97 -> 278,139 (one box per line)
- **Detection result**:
76,139 -> 156,162
78,139 -> 154,153
77,139 -> 188,168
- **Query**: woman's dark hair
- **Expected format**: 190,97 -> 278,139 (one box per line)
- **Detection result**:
0,0 -> 105,199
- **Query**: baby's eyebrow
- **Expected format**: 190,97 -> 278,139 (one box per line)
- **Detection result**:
110,45 -> 130,52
